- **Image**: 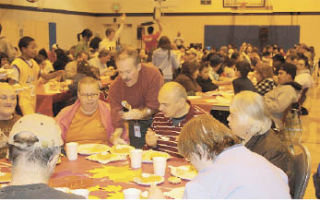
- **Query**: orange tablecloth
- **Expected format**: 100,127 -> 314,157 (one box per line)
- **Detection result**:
0,155 -> 189,199
189,96 -> 230,112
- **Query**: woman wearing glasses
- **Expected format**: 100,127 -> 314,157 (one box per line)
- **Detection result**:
56,76 -> 118,145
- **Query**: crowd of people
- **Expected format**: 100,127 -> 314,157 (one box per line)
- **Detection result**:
0,18 -> 318,199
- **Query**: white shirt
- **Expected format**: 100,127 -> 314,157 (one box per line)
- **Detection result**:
295,69 -> 314,89
89,57 -> 107,76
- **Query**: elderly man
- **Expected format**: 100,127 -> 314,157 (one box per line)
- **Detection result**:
145,82 -> 205,157
149,115 -> 291,199
0,114 -> 83,199
107,46 -> 163,148
11,36 -> 40,115
0,83 -> 20,158
264,63 -> 302,129
56,77 -> 116,144
88,49 -> 112,76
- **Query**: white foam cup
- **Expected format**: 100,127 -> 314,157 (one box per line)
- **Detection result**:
66,142 -> 78,161
130,149 -> 142,169
123,188 -> 141,199
153,157 -> 167,176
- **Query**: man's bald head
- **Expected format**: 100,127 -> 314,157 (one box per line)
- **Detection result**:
158,82 -> 187,102
158,82 -> 189,118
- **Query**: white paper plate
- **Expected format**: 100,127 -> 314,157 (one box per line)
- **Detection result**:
86,152 -> 127,164
142,150 -> 171,163
109,144 -> 134,155
133,173 -> 164,186
169,165 -> 197,181
78,144 -> 110,155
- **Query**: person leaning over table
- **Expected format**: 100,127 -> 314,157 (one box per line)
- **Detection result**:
0,114 -> 84,199
55,76 -> 120,145
228,90 -> 295,197
145,82 -> 206,158
107,46 -> 164,148
0,83 -> 20,158
174,60 -> 202,96
10,36 -> 40,115
148,114 -> 291,199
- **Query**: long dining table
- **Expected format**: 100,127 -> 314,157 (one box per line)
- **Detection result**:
0,152 -> 190,199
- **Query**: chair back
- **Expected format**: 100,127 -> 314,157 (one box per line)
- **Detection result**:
292,143 -> 311,199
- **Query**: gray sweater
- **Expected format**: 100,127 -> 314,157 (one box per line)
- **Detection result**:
152,48 -> 179,80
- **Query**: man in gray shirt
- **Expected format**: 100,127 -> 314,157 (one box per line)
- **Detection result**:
0,114 -> 83,199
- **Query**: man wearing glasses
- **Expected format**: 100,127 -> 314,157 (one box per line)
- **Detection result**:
56,76 -> 116,145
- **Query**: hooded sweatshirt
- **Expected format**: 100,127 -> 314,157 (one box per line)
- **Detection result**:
152,48 -> 180,80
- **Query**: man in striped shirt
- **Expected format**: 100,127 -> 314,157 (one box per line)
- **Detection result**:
145,82 -> 206,158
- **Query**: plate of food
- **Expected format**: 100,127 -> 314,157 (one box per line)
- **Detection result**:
86,152 -> 127,164
78,144 -> 110,155
163,187 -> 185,199
142,150 -> 171,163
0,172 -> 11,183
169,165 -> 198,181
110,144 -> 134,155
133,173 -> 164,186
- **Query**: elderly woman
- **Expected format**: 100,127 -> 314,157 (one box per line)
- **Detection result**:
0,83 -> 20,158
254,63 -> 276,96
174,61 -> 202,96
149,114 -> 290,199
56,76 -> 118,145
227,91 -> 295,196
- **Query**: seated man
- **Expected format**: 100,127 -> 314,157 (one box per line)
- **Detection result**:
264,63 -> 302,129
64,51 -> 89,80
0,114 -> 83,199
149,115 -> 291,199
232,60 -> 256,94
0,83 -> 20,158
145,82 -> 205,158
56,76 -> 117,144
88,49 -> 113,77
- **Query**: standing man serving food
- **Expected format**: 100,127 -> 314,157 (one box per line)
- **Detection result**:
107,46 -> 163,148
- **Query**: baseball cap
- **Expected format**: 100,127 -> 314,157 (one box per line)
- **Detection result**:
8,114 -> 63,149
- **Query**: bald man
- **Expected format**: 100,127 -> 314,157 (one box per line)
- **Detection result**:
0,83 -> 20,158
145,82 -> 206,158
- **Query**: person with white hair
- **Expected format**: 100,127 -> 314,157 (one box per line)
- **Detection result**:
0,114 -> 83,199
228,90 -> 295,197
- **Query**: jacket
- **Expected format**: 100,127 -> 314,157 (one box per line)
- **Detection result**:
245,129 -> 295,197
175,73 -> 202,96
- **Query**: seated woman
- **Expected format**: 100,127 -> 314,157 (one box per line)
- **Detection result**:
56,76 -> 116,145
0,83 -> 20,158
196,62 -> 218,92
232,60 -> 256,94
228,91 -> 295,197
174,61 -> 202,96
149,114 -> 291,199
254,63 -> 276,96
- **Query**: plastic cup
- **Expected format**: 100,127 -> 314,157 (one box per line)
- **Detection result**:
66,142 -> 78,161
130,149 -> 142,169
70,189 -> 90,199
123,188 -> 141,199
153,157 -> 167,176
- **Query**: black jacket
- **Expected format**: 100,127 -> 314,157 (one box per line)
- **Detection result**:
196,76 -> 219,92
232,77 -> 256,94
246,130 -> 295,197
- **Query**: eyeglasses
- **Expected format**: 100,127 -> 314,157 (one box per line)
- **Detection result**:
79,93 -> 99,99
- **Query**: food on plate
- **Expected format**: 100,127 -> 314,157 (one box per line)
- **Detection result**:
86,152 -> 127,164
169,165 -> 198,180
142,150 -> 171,163
133,173 -> 164,186
110,145 -> 134,155
77,144 -> 110,155
0,172 -> 11,183
168,176 -> 181,184
163,187 -> 185,199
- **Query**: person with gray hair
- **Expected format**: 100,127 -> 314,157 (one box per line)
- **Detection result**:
228,91 -> 295,197
0,114 -> 83,199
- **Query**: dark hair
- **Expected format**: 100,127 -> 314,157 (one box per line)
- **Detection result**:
297,55 -> 309,68
98,49 -> 110,58
147,26 -> 154,34
286,54 -> 297,62
105,28 -> 115,37
279,63 -> 297,80
224,57 -> 235,67
199,62 -> 210,72
34,54 -> 45,65
77,61 -> 99,79
0,52 -> 8,62
89,37 -> 102,50
181,61 -> 200,78
38,48 -> 48,59
158,36 -> 171,60
209,55 -> 222,67
272,54 -> 285,63
236,60 -> 251,78
18,36 -> 35,51
77,29 -> 93,41
0,24 -> 2,34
